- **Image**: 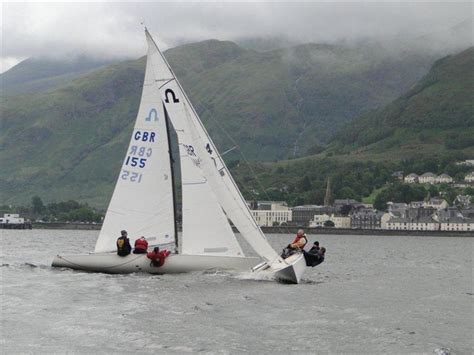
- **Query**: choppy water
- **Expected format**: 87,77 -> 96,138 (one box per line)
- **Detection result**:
1,230 -> 472,354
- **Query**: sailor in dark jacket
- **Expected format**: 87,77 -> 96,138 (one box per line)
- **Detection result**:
308,241 -> 320,254
116,230 -> 132,256
303,246 -> 326,267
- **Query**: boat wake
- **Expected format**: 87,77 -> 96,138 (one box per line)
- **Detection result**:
234,271 -> 276,282
1,262 -> 53,270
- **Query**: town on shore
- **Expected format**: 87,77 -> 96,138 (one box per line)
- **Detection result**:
1,160 -> 473,234
2,193 -> 473,234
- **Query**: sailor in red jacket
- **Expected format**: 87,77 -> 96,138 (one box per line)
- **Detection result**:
289,229 -> 308,250
281,229 -> 308,259
133,236 -> 148,254
147,247 -> 170,267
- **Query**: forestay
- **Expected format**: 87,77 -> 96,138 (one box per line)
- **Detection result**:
144,30 -> 284,265
95,42 -> 175,253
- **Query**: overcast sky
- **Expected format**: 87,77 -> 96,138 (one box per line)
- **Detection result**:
1,1 -> 472,72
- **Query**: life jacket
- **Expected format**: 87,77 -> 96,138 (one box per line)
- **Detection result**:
291,234 -> 308,248
134,237 -> 148,251
147,250 -> 170,267
117,236 -> 131,256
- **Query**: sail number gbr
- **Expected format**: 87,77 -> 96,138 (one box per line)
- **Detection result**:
121,143 -> 153,183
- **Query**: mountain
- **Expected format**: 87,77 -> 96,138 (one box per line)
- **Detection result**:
330,47 -> 474,158
0,39 -> 447,206
1,56 -> 116,96
227,47 -> 474,208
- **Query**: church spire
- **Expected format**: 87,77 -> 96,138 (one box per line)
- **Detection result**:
324,177 -> 333,206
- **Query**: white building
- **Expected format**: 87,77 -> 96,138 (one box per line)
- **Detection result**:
309,213 -> 351,228
404,173 -> 419,184
464,172 -> 474,183
0,213 -> 25,224
423,198 -> 448,211
456,160 -> 474,166
418,172 -> 437,184
435,173 -> 453,184
250,201 -> 292,227
440,218 -> 474,232
380,213 -> 392,229
385,217 -> 439,231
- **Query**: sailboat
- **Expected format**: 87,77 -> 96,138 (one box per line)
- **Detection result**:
52,29 -> 306,284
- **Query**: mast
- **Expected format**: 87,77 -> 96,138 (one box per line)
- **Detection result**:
163,103 -> 179,252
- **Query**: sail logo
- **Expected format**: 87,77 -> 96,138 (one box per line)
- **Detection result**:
183,144 -> 197,157
145,108 -> 159,122
164,89 -> 179,103
182,144 -> 201,167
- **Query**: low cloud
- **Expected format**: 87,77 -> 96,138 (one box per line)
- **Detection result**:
2,2 -> 472,72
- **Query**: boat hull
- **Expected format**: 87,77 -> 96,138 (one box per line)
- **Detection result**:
272,253 -> 307,284
52,253 -> 260,274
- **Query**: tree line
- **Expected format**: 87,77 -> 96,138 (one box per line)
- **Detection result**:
1,196 -> 104,223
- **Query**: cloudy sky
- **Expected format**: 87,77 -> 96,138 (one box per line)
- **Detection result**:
1,1 -> 472,72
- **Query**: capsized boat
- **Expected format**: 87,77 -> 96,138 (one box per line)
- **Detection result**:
52,29 -> 306,284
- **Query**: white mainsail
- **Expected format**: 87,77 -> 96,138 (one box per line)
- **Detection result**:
95,43 -> 176,253
144,30 -> 284,266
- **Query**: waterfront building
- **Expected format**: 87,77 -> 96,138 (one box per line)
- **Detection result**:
440,217 -> 474,231
385,216 -> 440,231
291,205 -> 337,226
0,213 -> 24,225
387,202 -> 408,217
407,206 -> 436,219
423,198 -> 448,210
309,213 -> 351,229
249,201 -> 292,227
351,208 -> 382,229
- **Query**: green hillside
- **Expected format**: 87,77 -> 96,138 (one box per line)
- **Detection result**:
1,56 -> 115,96
228,48 -> 474,207
330,47 -> 474,157
0,40 -> 441,206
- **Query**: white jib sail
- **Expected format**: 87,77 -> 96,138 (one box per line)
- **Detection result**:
95,44 -> 175,253
164,105 -> 244,257
145,30 -> 284,265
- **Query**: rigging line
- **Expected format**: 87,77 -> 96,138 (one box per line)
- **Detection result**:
197,109 -> 293,236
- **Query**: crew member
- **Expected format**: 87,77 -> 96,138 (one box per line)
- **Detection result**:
281,229 -> 308,258
289,229 -> 308,250
133,236 -> 148,254
308,241 -> 320,254
304,246 -> 326,267
116,230 -> 132,257
147,247 -> 171,267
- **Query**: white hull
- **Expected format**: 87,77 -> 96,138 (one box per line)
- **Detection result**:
52,253 -> 260,274
271,253 -> 307,284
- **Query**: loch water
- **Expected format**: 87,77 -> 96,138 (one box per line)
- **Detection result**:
1,229 -> 472,354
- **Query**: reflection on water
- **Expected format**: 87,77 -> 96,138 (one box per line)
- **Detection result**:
1,229 -> 472,353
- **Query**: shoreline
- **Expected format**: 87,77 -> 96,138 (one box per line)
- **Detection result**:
29,222 -> 473,237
